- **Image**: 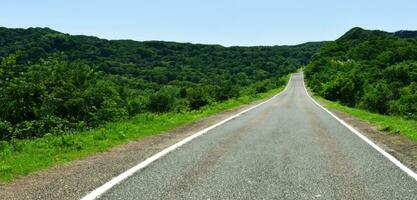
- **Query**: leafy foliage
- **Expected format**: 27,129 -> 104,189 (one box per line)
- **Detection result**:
305,27 -> 417,119
0,27 -> 324,140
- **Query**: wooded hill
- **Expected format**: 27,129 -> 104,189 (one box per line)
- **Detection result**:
305,27 -> 417,119
0,27 -> 325,140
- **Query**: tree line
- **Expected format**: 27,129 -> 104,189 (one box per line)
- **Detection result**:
305,27 -> 417,119
0,27 -> 324,140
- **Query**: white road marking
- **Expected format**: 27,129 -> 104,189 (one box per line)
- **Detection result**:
80,76 -> 293,200
301,73 -> 417,181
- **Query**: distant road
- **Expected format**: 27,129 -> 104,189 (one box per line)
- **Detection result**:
94,73 -> 417,199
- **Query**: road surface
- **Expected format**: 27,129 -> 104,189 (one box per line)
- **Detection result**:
98,73 -> 417,200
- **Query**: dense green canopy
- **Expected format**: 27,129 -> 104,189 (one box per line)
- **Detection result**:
305,27 -> 417,119
0,27 -> 324,140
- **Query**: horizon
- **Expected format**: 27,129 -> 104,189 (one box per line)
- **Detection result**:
2,25 -> 331,47
2,25 -> 414,47
1,0 -> 417,46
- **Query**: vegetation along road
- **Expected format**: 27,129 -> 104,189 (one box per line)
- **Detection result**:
83,73 -> 417,200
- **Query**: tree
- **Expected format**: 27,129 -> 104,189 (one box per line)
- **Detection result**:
306,27 -> 417,119
0,27 -> 324,140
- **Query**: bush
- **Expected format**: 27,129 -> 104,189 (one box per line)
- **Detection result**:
213,81 -> 240,101
187,86 -> 210,110
127,95 -> 148,116
0,27 -> 321,141
388,83 -> 417,119
0,121 -> 13,141
321,74 -> 356,106
148,86 -> 178,113
252,80 -> 274,94
359,81 -> 393,114
305,27 -> 417,119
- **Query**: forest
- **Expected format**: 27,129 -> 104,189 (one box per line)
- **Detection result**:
0,27 -> 324,141
305,27 -> 417,120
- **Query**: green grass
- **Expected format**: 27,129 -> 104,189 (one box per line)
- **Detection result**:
314,96 -> 417,142
0,76 -> 289,183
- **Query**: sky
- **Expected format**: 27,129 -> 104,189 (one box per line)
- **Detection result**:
1,0 -> 417,46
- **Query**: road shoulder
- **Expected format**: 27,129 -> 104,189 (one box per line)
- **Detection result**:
0,99 -> 266,200
312,97 -> 417,173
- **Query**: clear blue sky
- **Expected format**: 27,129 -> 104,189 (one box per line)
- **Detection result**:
1,0 -> 417,46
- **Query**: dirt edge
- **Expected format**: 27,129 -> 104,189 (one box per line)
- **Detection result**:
0,98 -> 268,200
313,96 -> 417,173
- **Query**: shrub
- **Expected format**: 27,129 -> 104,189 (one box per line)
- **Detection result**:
148,86 -> 178,113
187,86 -> 210,110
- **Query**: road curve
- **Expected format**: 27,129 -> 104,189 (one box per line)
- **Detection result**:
98,73 -> 417,200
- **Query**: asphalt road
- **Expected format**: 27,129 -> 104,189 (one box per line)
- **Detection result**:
98,73 -> 417,200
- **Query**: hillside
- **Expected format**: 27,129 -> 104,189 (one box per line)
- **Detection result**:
305,27 -> 417,119
0,27 -> 325,140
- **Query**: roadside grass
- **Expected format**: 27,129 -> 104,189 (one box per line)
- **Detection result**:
0,76 -> 289,183
314,96 -> 417,142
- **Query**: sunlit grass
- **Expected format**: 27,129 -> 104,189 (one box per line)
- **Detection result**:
315,96 -> 417,142
0,78 -> 288,183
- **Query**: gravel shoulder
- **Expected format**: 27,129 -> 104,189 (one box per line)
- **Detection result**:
313,97 -> 417,173
0,99 -> 267,200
